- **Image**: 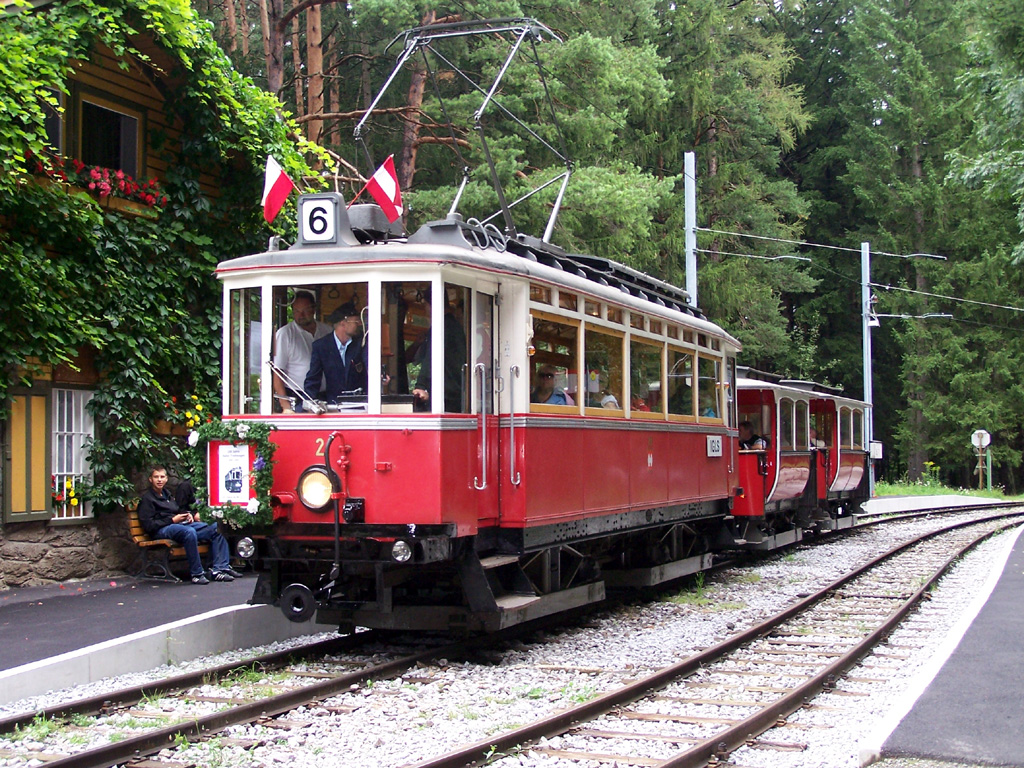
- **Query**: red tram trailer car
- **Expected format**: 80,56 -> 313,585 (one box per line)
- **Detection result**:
733,369 -> 870,548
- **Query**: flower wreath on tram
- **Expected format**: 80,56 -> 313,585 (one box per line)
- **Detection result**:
184,420 -> 277,530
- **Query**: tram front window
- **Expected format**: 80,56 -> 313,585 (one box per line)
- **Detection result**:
270,283 -> 368,412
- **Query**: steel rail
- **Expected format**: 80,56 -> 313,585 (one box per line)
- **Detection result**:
0,633 -> 371,735
406,509 -> 1024,768
32,636 -> 474,768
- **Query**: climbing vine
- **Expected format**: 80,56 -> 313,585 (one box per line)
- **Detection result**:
0,0 -> 319,512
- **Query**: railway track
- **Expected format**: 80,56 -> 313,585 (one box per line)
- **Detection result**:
407,508 -> 1024,768
0,504 -> 1019,768
0,632 -> 470,768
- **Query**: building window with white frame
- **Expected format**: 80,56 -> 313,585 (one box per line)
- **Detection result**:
52,388 -> 95,519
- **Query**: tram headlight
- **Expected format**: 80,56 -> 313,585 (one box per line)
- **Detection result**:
297,466 -> 333,512
391,540 -> 413,563
235,536 -> 256,559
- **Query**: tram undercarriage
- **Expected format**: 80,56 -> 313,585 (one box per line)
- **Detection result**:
252,516 -> 725,632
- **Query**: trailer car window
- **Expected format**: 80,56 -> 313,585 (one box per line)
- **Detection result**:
840,407 -> 853,448
779,398 -> 794,449
796,400 -> 808,450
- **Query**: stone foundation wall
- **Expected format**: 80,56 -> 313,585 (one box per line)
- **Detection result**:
0,511 -> 138,589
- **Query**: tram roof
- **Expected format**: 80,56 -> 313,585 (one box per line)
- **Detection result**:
737,367 -> 868,408
219,208 -> 741,351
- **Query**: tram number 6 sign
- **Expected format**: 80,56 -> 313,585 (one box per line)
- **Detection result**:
300,196 -> 337,243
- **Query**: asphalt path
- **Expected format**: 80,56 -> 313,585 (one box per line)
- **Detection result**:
0,575 -> 252,671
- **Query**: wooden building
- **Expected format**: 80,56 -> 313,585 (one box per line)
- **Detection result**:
0,0 -> 254,587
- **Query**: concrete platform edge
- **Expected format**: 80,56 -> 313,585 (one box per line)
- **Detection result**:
0,603 -> 323,707
857,523 -> 1024,766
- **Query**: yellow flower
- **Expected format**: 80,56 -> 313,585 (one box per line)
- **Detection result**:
192,395 -> 199,401
65,479 -> 73,489
196,404 -> 203,411
68,489 -> 76,498
70,498 -> 79,507
186,410 -> 194,418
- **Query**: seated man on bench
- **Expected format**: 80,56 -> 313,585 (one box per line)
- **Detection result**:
137,465 -> 243,585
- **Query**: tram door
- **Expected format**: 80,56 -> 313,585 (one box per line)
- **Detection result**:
472,287 -> 501,528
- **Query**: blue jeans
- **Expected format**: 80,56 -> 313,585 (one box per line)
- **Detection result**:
156,521 -> 230,577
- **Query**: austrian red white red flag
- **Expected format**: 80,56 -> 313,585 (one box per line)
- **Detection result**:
365,155 -> 403,222
261,155 -> 295,224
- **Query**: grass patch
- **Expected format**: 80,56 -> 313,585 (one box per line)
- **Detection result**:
15,715 -> 59,741
666,592 -> 715,607
875,480 -> 1023,501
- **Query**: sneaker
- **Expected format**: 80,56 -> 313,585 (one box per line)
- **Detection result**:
211,571 -> 234,582
223,567 -> 245,579
191,574 -> 210,585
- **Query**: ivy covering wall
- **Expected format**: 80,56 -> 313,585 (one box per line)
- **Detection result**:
0,0 -> 314,509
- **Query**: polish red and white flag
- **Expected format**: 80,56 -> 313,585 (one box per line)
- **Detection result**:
364,155 -> 403,222
261,155 -> 295,224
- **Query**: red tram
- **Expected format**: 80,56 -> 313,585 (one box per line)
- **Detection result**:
213,196 -> 870,633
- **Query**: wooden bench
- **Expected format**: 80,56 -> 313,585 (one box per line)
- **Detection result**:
127,504 -> 209,582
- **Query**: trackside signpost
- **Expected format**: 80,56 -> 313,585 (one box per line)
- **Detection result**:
971,429 -> 991,490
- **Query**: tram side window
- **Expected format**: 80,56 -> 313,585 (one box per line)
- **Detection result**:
667,348 -> 694,417
584,326 -> 623,410
811,410 -> 831,448
840,407 -> 853,448
629,340 -> 663,414
380,282 -> 469,413
530,314 -> 578,408
697,356 -> 721,420
738,407 -> 766,443
228,287 -> 261,414
852,409 -> 864,449
795,400 -> 809,450
779,398 -> 795,449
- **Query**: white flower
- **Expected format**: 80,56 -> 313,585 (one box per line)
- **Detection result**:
187,430 -> 200,447
246,497 -> 259,515
212,508 -> 224,519
235,423 -> 250,439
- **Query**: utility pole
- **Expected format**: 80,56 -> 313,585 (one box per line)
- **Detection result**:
862,242 -> 875,497
685,152 -> 697,308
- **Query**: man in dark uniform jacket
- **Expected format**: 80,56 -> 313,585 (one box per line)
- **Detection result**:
137,466 -> 241,585
303,301 -> 368,403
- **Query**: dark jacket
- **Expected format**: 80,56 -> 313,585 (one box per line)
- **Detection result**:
138,488 -> 180,535
414,312 -> 467,412
304,332 -> 368,402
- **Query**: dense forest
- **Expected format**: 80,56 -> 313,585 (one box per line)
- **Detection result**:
9,0 -> 1018,491
183,0 -> 1024,489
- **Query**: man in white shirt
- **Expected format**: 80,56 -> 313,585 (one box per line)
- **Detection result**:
273,291 -> 331,413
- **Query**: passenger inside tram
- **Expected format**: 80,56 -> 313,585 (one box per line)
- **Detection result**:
738,421 -> 767,450
410,286 -> 468,413
302,301 -> 368,408
531,364 -> 573,405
